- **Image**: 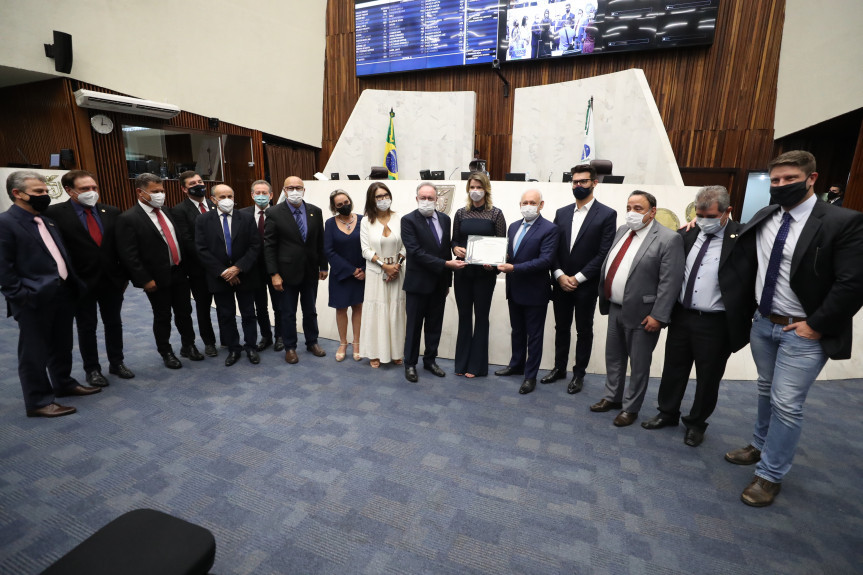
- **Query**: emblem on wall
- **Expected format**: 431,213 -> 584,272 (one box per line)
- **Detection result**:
434,185 -> 455,215
46,175 -> 64,199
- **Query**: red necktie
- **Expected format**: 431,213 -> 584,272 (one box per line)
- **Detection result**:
153,208 -> 180,265
199,202 -> 207,215
85,207 -> 103,246
604,231 -> 636,300
258,211 -> 265,238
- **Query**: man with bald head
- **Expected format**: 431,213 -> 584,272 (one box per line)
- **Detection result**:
195,185 -> 262,365
264,176 -> 328,364
496,189 -> 560,394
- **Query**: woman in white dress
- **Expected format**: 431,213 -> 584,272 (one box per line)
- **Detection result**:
359,182 -> 406,368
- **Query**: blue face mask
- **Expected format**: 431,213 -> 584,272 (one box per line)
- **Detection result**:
253,194 -> 270,208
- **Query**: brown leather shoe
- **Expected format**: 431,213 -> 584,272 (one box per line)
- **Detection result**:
725,444 -> 762,465
741,476 -> 781,507
590,399 -> 623,412
284,349 -> 299,364
55,384 -> 102,397
307,343 -> 326,357
613,411 -> 638,427
26,403 -> 77,418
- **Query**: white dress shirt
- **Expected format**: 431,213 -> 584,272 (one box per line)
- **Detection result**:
138,200 -> 182,263
553,199 -> 593,283
679,224 -> 725,311
605,220 -> 654,305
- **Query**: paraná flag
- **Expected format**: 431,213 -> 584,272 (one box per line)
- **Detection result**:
580,96 -> 595,163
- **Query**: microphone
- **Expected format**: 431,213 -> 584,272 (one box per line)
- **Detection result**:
448,167 -> 460,180
547,171 -> 553,182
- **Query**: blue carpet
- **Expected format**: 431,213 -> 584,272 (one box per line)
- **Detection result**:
1,289 -> 861,574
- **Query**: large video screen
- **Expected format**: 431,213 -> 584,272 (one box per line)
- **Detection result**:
499,0 -> 718,62
355,0 -> 500,77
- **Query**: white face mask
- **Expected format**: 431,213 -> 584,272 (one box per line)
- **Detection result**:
520,205 -> 539,221
286,190 -> 304,205
469,189 -> 485,202
696,216 -> 723,235
217,198 -> 234,213
625,211 -> 648,231
76,191 -> 99,207
147,192 -> 166,209
376,198 -> 392,211
417,199 -> 436,216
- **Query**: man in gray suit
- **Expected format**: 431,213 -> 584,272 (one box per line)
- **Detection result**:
591,191 -> 685,427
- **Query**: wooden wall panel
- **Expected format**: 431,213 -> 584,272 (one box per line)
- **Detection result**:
321,0 -> 786,198
840,121 -> 863,212
265,144 -> 318,195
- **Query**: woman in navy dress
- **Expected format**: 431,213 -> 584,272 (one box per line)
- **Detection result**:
323,190 -> 365,361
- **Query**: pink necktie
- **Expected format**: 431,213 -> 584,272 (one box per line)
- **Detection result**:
34,216 -> 69,280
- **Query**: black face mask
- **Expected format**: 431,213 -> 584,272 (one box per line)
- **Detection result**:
336,204 -> 352,216
769,180 -> 809,207
188,184 -> 207,197
573,185 -> 592,200
25,193 -> 51,213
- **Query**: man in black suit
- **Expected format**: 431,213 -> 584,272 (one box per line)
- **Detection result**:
117,173 -> 203,369
171,170 -> 218,357
241,180 -> 283,352
195,184 -> 261,366
826,184 -> 844,207
543,164 -> 617,393
46,170 -> 134,387
641,186 -> 752,447
264,176 -> 328,364
724,151 -> 863,507
401,182 -> 466,383
0,171 -> 101,417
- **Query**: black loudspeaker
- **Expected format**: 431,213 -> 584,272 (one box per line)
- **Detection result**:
44,31 -> 73,74
505,173 -> 526,181
562,172 -> 572,183
59,148 -> 75,169
208,118 -> 220,130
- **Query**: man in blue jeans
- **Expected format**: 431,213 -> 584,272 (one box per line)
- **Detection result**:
724,150 -> 863,507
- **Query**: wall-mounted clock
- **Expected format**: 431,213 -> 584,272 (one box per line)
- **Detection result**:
91,114 -> 114,134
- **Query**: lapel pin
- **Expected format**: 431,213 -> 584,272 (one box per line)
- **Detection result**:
730,234 -> 737,238
101,209 -> 106,213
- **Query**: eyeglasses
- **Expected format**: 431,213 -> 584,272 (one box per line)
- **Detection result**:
572,179 -> 593,186
374,194 -> 391,200
284,186 -> 305,192
334,201 -> 351,208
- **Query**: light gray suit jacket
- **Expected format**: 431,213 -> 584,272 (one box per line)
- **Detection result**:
598,222 -> 685,329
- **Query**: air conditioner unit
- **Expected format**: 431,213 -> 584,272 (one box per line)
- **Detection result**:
73,89 -> 181,119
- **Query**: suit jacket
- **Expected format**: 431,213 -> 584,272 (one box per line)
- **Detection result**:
504,215 -> 560,306
737,201 -> 863,359
401,209 -> 453,294
0,205 -> 85,316
116,204 -> 190,289
171,196 -> 216,277
552,199 -> 617,286
598,222 -> 685,328
195,209 -> 261,293
44,199 -> 127,291
263,200 -> 327,285
679,220 -> 752,352
241,205 -> 270,281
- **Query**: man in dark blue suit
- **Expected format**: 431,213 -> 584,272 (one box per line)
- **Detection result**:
195,184 -> 261,366
543,164 -> 617,393
495,189 -> 560,394
401,182 -> 467,383
0,171 -> 101,417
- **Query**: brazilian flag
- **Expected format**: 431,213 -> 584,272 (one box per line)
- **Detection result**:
384,108 -> 398,180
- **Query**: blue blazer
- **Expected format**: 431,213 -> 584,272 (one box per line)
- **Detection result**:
504,215 -> 560,306
194,208 -> 261,293
552,199 -> 617,284
401,209 -> 453,294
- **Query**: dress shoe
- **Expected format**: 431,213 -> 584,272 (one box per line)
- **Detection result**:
26,403 -> 77,418
284,349 -> 299,364
741,476 -> 781,507
180,345 -> 204,361
684,428 -> 705,447
162,352 -> 182,369
55,384 -> 102,398
85,370 -> 109,387
641,414 -> 679,430
613,411 -> 638,427
518,378 -> 536,394
541,367 -> 565,384
225,351 -> 242,367
307,343 -> 326,357
108,363 -> 135,379
494,366 -> 524,377
204,344 -> 219,357
247,349 -> 260,364
405,366 -> 419,383
590,399 -> 623,412
724,444 -> 762,465
567,374 -> 584,394
424,363 -> 446,377
256,337 -> 273,352
273,337 -> 285,352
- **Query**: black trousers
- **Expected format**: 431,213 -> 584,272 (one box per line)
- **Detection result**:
280,278 -> 319,350
507,300 -> 547,380
213,290 -> 257,352
145,268 -> 196,355
252,279 -> 281,341
453,269 -> 496,376
75,279 -> 125,373
656,304 -> 732,431
551,281 -> 599,376
404,286 -> 447,368
13,281 -> 78,410
188,272 -> 217,346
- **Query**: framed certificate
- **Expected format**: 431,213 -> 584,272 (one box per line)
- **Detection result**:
465,235 -> 508,266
